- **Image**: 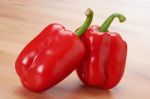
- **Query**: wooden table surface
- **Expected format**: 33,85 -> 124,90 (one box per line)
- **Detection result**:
0,0 -> 150,99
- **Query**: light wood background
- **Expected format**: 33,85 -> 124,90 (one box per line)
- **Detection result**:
0,0 -> 150,99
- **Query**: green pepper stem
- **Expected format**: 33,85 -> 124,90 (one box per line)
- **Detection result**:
75,8 -> 93,36
99,13 -> 126,32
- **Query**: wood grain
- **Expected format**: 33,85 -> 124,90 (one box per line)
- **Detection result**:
0,0 -> 150,99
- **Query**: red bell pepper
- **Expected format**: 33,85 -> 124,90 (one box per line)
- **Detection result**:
76,13 -> 127,89
15,9 -> 93,92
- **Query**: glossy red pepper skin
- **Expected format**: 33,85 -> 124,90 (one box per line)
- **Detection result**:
15,23 -> 85,92
15,9 -> 93,92
76,25 -> 127,89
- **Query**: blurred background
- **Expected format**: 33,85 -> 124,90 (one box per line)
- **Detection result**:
0,0 -> 150,99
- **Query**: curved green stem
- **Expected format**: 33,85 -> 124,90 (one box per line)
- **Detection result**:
75,8 -> 93,36
99,13 -> 126,32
